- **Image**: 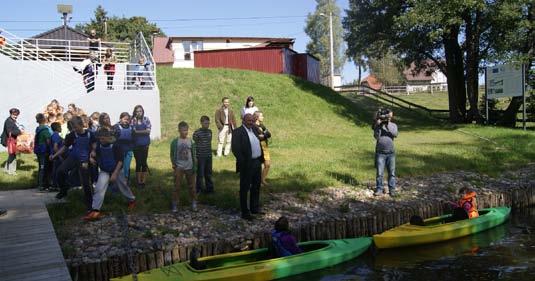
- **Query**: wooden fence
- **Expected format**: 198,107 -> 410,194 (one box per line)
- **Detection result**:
68,184 -> 535,281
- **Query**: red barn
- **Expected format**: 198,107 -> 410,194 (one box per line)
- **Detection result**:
194,47 -> 320,84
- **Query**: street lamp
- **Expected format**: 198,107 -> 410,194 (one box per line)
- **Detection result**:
320,12 -> 335,89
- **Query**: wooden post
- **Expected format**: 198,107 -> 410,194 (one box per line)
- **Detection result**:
147,252 -> 156,270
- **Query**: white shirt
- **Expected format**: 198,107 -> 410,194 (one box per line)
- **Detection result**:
224,108 -> 229,124
246,127 -> 262,159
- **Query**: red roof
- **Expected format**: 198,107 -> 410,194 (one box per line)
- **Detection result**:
152,37 -> 174,64
361,75 -> 382,90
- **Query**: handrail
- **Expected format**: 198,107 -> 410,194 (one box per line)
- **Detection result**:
130,32 -> 157,84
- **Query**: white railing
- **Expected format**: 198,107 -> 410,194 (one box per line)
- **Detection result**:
0,28 -> 85,96
81,64 -> 156,92
130,32 -> 157,83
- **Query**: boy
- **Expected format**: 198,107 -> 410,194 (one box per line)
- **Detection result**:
49,122 -> 64,190
192,116 -> 213,194
50,116 -> 96,211
34,113 -> 51,192
85,127 -> 136,220
170,121 -> 196,212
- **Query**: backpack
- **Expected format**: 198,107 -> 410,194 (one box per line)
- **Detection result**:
33,128 -> 49,154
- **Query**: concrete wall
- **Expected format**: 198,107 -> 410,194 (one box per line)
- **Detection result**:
0,54 -> 161,151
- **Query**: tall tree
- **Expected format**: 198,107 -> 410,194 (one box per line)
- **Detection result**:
344,0 -> 524,124
75,5 -> 165,49
305,0 -> 346,84
368,51 -> 404,86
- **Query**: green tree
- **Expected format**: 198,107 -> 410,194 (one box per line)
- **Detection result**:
344,0 -> 529,124
75,5 -> 165,49
367,51 -> 404,86
305,0 -> 346,84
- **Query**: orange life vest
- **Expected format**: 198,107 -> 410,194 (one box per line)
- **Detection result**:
459,192 -> 479,218
0,36 -> 6,47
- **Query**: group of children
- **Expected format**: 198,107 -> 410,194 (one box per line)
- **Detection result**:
33,99 -> 152,220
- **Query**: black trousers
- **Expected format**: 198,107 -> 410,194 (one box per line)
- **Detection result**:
56,155 -> 92,210
239,158 -> 262,215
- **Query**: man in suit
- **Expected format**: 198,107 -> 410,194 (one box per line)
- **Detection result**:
215,97 -> 237,157
232,113 -> 263,221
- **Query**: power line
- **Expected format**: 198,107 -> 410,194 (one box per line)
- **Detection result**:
159,20 -> 305,30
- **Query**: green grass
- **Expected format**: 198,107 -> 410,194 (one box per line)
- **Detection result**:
3,67 -> 535,227
390,91 -> 449,110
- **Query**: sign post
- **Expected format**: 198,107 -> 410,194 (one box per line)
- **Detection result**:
485,63 -> 526,130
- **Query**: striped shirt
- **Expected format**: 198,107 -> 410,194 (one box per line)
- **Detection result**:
192,128 -> 212,157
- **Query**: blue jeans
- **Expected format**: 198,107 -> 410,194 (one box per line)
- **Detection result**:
123,150 -> 133,181
375,152 -> 396,194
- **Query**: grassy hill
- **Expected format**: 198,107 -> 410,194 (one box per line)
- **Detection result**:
4,67 -> 535,217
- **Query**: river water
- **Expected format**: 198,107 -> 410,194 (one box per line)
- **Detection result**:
282,207 -> 535,281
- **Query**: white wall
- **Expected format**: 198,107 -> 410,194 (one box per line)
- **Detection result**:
0,54 -> 161,151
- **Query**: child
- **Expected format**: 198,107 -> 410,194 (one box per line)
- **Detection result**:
253,111 -> 271,186
84,127 -> 137,220
131,105 -> 151,189
49,122 -> 64,190
170,121 -> 197,212
192,116 -> 213,194
50,116 -> 96,211
61,112 -> 73,138
34,113 -> 51,192
448,187 -> 479,221
269,216 -> 302,258
113,112 -> 134,181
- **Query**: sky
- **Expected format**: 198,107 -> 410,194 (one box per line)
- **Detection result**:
1,0 -> 361,84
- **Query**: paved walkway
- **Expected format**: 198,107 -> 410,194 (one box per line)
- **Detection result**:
0,189 -> 71,281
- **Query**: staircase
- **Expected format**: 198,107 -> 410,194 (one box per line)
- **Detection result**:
0,28 -> 161,143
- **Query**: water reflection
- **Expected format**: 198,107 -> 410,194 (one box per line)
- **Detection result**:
280,208 -> 535,281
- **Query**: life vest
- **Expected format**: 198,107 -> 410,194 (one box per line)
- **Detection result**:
116,124 -> 133,152
134,119 -> 150,147
97,143 -> 117,173
459,192 -> 479,218
271,230 -> 293,257
72,131 -> 91,162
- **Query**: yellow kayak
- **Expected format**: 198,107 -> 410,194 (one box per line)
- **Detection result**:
373,206 -> 511,249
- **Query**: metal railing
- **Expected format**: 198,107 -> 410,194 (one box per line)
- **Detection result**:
130,32 -> 156,82
81,64 -> 156,92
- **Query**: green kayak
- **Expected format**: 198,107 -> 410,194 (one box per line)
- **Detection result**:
374,206 -> 511,249
111,237 -> 372,281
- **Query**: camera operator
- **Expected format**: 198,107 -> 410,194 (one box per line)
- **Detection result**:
373,109 -> 398,197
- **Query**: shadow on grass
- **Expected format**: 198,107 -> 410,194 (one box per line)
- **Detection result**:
288,76 -> 454,132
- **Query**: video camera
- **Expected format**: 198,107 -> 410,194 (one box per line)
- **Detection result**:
376,109 -> 391,122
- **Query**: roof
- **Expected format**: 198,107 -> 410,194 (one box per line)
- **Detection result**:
361,75 -> 382,90
32,25 -> 89,41
168,36 -> 294,43
403,60 -> 438,82
152,37 -> 174,64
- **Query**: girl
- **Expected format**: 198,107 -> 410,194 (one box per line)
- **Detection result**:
102,48 -> 117,90
240,96 -> 259,119
113,112 -> 134,182
253,111 -> 271,186
269,217 -> 302,257
131,105 -> 151,188
98,112 -> 112,130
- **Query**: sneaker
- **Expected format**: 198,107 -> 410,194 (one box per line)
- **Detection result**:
0,209 -> 7,217
37,187 -> 48,193
373,190 -> 383,196
171,203 -> 178,213
191,201 -> 197,210
55,191 -> 67,199
388,191 -> 396,198
127,200 -> 137,211
83,210 -> 101,220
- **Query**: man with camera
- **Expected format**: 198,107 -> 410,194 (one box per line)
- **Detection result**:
373,109 -> 398,197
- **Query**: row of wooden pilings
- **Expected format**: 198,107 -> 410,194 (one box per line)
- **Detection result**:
68,185 -> 535,281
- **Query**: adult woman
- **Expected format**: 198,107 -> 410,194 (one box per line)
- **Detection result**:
253,111 -> 271,186
240,96 -> 259,119
1,108 -> 23,175
131,105 -> 151,188
102,48 -> 117,90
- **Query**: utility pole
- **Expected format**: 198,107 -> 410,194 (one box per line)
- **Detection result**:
320,12 -> 335,89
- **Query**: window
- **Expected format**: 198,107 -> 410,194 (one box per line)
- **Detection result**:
183,40 -> 203,60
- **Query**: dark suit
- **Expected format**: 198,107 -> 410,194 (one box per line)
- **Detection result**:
231,125 -> 263,216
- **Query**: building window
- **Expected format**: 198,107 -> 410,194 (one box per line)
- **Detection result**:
183,40 -> 203,60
